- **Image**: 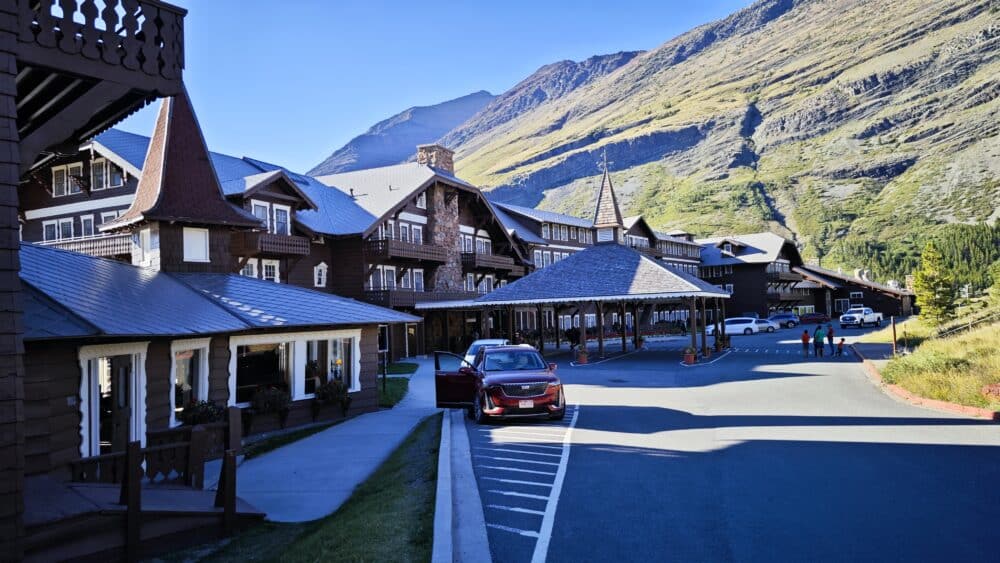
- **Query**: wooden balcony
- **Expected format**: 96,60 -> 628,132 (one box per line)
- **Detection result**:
768,270 -> 804,282
37,232 -> 132,258
461,252 -> 524,276
767,290 -> 802,302
363,289 -> 479,309
16,0 -> 187,172
231,231 -> 311,256
364,238 -> 447,263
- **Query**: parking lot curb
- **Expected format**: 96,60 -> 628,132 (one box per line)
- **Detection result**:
850,344 -> 999,421
431,411 -> 453,563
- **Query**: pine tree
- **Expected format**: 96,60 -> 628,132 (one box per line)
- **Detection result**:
913,242 -> 957,326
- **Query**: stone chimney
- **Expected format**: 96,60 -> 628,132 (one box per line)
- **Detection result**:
416,144 -> 454,174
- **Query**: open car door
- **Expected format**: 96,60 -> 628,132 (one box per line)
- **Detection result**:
435,351 -> 477,408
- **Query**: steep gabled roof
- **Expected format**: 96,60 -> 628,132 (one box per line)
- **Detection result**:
106,89 -> 262,230
796,264 -> 913,296
492,202 -> 593,229
593,168 -> 624,229
223,169 -> 318,211
491,203 -> 547,245
696,232 -> 800,267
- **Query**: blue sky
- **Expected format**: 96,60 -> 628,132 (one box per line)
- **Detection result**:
120,1 -> 751,173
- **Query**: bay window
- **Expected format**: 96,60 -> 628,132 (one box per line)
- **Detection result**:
235,341 -> 292,404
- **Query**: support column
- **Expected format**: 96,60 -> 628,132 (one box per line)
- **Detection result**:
506,306 -> 514,343
443,311 -> 451,352
620,301 -> 628,353
721,298 -> 727,340
632,302 -> 641,349
689,297 -> 698,351
713,298 -> 720,347
700,297 -> 708,356
596,301 -> 605,358
554,307 -> 561,350
536,305 -> 545,353
577,302 -> 588,352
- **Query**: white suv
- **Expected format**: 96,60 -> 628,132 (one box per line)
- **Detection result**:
707,317 -> 760,335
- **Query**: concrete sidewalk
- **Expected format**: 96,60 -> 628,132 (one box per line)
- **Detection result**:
223,358 -> 439,522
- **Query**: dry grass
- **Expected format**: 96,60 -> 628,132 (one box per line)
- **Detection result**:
882,323 -> 1000,411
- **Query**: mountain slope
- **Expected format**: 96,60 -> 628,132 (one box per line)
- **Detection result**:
449,0 -> 999,280
308,90 -> 494,175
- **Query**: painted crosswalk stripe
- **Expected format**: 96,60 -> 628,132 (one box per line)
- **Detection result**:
475,455 -> 560,466
488,489 -> 551,500
478,465 -> 557,476
480,447 -> 563,458
485,442 -> 564,451
482,477 -> 553,488
532,405 -> 580,563
487,523 -> 540,538
488,504 -> 546,516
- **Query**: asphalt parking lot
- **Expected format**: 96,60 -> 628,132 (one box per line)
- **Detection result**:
465,324 -> 1000,562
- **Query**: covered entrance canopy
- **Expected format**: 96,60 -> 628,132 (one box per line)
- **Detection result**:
417,243 -> 730,357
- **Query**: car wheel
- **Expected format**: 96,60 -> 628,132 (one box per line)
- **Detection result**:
743,328 -> 752,335
789,321 -> 797,328
473,393 -> 487,425
767,326 -> 775,333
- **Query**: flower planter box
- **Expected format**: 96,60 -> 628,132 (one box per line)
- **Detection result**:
683,353 -> 696,365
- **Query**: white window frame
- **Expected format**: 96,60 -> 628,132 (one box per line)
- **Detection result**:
400,268 -> 412,289
399,223 -> 410,243
80,214 -> 95,237
413,268 -> 425,292
415,192 -> 427,209
533,249 -> 542,266
168,338 -> 211,428
850,291 -> 864,301
412,225 -> 423,245
240,258 -> 258,278
262,259 -> 281,283
251,200 -> 271,230
272,203 -> 292,236
91,158 -> 107,191
314,262 -> 328,288
42,220 -> 58,242
78,342 -> 149,456
542,224 -> 550,239
182,227 -> 210,263
57,217 -> 74,240
383,265 -> 396,290
561,225 -> 568,240
227,329 -> 363,405
100,210 -> 120,225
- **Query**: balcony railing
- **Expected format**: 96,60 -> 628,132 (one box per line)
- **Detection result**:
633,245 -> 666,259
37,232 -> 132,257
766,290 -> 802,302
364,238 -> 447,263
461,252 -> 523,277
231,231 -> 311,256
767,270 -> 804,282
363,289 -> 479,309
18,0 -> 186,81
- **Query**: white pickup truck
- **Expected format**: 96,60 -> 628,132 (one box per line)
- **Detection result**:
839,307 -> 883,329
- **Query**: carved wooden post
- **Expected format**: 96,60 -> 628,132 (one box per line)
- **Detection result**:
554,307 -> 561,350
596,301 -> 605,358
721,298 -> 728,340
620,302 -> 628,353
689,297 -> 698,352
187,426 -> 208,489
632,302 -> 641,349
577,302 -> 588,353
700,297 -> 709,356
506,306 -> 515,343
121,440 -> 142,562
536,305 -> 545,353
227,406 -> 242,453
215,450 -> 237,536
713,298 -> 721,349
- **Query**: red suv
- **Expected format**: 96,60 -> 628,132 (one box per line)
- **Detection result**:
434,346 -> 566,424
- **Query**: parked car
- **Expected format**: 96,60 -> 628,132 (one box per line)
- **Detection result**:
463,338 -> 509,365
839,307 -> 883,329
799,312 -> 831,324
706,317 -> 760,336
755,319 -> 779,333
767,312 -> 800,328
434,346 -> 566,423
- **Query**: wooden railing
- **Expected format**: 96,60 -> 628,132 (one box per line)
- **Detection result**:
37,232 -> 132,257
364,238 -> 448,263
363,289 -> 479,308
231,231 -> 311,256
767,270 -> 804,282
461,252 -> 521,274
18,0 -> 186,80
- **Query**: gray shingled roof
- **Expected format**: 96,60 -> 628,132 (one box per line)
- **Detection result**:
797,264 -> 913,296
174,273 -> 419,328
20,244 -> 418,340
491,204 -> 547,245
696,232 -> 798,266
446,243 -> 728,306
315,163 -> 472,221
492,202 -> 593,229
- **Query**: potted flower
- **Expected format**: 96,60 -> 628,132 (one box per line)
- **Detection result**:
251,385 -> 291,428
683,346 -> 697,365
576,349 -> 588,365
636,336 -> 645,349
315,379 -> 352,418
179,400 -> 225,426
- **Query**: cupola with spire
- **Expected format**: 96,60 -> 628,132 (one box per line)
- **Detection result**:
102,87 -> 262,273
592,151 -> 624,244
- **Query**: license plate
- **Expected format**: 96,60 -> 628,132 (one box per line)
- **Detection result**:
518,400 -> 534,409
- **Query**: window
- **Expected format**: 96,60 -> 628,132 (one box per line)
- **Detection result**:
724,265 -> 733,274
385,220 -> 395,240
533,250 -> 542,266
400,269 -> 412,289
91,159 -> 107,191
108,162 -> 124,188
42,220 -> 57,241
850,291 -> 863,301
834,299 -> 850,313
100,210 -> 120,225
543,252 -> 551,267
552,253 -> 561,264
170,340 -> 209,427
182,227 -> 210,262
412,225 -> 423,245
52,167 -> 67,197
262,259 -> 280,282
80,215 -> 94,237
58,217 -> 74,240
252,202 -> 269,227
368,264 -> 381,289
466,273 -> 475,292
240,259 -> 257,278
561,225 -> 568,240
542,224 -> 550,239
570,227 -> 577,239
461,234 -> 474,253
304,339 -> 355,395
723,243 -> 733,254
413,269 -> 425,292
235,342 -> 292,404
399,224 -> 410,243
415,192 -> 427,209
273,205 -> 291,235
382,266 -> 396,290
724,284 -> 734,293
476,237 -> 491,255
51,163 -> 84,197
314,262 -> 328,288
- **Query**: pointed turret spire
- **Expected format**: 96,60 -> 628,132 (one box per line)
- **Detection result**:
105,87 -> 261,230
593,151 -> 623,229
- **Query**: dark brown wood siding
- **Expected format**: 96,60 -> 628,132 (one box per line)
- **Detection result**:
22,341 -> 80,478
156,223 -> 235,274
285,241 -> 334,290
326,237 -> 366,299
208,336 -> 231,405
144,340 -> 171,432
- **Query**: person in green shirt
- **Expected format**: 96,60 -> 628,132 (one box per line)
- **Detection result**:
813,326 -> 826,357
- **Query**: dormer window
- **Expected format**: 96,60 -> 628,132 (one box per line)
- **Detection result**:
415,191 -> 427,209
91,158 -> 125,191
52,163 -> 84,197
251,200 -> 292,235
314,262 -> 328,288
723,243 -> 733,254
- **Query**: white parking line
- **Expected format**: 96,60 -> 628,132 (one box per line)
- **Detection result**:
531,405 -> 580,563
485,442 -> 565,451
482,477 -> 553,488
488,490 -> 551,500
488,504 -> 546,516
475,455 -> 560,466
487,523 -> 540,538
480,428 -> 568,436
481,447 -> 563,458
478,465 -> 557,476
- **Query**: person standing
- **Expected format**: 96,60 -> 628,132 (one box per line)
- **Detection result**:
826,324 -> 835,355
813,325 -> 826,357
801,329 -> 811,357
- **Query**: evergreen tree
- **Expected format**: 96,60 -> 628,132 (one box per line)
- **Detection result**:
989,260 -> 1000,306
913,242 -> 957,326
